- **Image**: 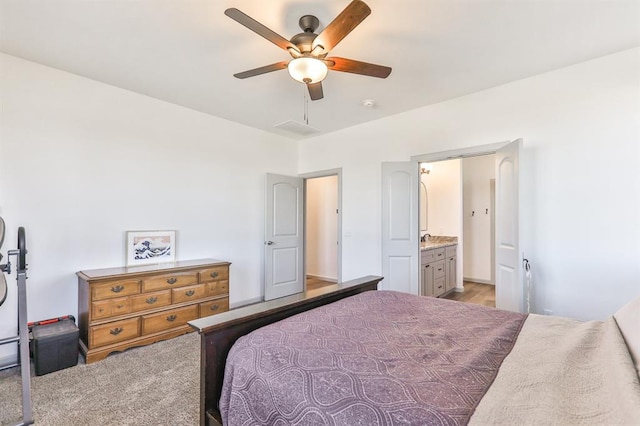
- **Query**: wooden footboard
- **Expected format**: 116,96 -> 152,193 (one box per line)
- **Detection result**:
188,275 -> 382,426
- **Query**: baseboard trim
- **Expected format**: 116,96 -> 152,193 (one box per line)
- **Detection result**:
0,352 -> 18,370
229,296 -> 263,310
306,274 -> 338,283
463,278 -> 495,286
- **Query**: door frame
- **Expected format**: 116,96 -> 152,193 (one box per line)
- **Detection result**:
299,168 -> 343,286
411,140 -> 522,306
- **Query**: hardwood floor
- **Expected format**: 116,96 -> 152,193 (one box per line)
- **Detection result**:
306,276 -> 335,291
443,281 -> 495,307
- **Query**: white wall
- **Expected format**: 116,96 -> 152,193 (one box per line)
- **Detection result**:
462,155 -> 495,283
305,175 -> 338,281
0,54 -> 297,363
423,160 -> 461,237
299,48 -> 640,321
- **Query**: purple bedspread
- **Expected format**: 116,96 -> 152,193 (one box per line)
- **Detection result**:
220,291 -> 527,425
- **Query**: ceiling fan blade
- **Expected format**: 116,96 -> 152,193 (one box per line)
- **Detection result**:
225,8 -> 300,55
312,0 -> 371,54
233,61 -> 289,79
307,82 -> 324,101
326,57 -> 392,78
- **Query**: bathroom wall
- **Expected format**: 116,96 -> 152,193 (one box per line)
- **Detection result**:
462,155 -> 496,283
422,160 -> 462,237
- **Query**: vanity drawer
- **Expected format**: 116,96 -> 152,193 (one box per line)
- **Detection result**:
207,280 -> 229,297
141,271 -> 198,292
434,276 -> 446,297
141,305 -> 198,335
199,297 -> 229,318
92,279 -> 141,301
130,290 -> 172,313
199,266 -> 229,283
433,260 -> 446,278
91,317 -> 140,348
92,297 -> 131,320
445,245 -> 457,257
172,283 -> 207,304
422,248 -> 446,263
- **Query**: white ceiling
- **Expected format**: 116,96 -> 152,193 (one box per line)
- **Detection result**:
2,0 -> 639,139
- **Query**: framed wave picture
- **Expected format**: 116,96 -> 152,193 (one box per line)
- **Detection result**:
126,230 -> 176,266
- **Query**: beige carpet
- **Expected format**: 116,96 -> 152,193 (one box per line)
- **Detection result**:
0,332 -> 200,425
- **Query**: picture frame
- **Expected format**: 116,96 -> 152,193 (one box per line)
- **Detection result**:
126,230 -> 176,266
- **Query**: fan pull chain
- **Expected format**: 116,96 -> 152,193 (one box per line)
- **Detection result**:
303,87 -> 309,125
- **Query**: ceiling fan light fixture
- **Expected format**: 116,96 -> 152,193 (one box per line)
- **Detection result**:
287,57 -> 328,84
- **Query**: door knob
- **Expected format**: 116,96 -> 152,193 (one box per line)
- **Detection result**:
265,241 -> 274,245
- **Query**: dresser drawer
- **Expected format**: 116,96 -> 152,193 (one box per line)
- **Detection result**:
92,297 -> 131,320
207,280 -> 229,297
199,266 -> 229,283
92,279 -> 141,301
130,290 -> 172,313
91,317 -> 140,348
172,283 -> 207,304
199,297 -> 229,318
142,271 -> 199,292
433,260 -> 446,278
141,305 -> 198,335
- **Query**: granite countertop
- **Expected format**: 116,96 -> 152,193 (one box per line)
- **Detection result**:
420,236 -> 458,251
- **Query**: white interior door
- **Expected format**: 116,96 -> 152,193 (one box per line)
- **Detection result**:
265,173 -> 304,301
495,139 -> 522,312
381,162 -> 420,294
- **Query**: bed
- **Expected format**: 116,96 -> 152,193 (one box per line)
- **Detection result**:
189,276 -> 640,425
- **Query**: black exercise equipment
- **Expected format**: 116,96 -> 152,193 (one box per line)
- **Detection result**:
0,216 -> 34,425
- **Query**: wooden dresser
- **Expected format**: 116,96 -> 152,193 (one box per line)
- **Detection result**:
77,258 -> 230,363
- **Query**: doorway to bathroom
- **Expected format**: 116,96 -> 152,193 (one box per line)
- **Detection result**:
418,155 -> 497,306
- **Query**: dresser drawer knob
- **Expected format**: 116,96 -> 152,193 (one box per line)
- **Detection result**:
110,327 -> 123,336
438,253 -> 443,257
111,285 -> 125,293
167,277 -> 178,285
185,290 -> 195,297
210,272 -> 219,279
145,297 -> 158,304
166,314 -> 177,322
211,304 -> 220,311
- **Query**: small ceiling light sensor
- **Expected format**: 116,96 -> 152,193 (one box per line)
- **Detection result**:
362,99 -> 376,108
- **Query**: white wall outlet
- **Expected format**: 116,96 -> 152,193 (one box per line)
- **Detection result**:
543,309 -> 553,315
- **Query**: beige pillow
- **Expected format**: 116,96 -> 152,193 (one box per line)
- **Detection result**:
614,295 -> 640,377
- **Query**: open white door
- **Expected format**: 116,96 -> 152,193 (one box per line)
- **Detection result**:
265,173 -> 304,301
381,162 -> 420,294
495,139 -> 522,312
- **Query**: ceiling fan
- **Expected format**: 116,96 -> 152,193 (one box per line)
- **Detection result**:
225,0 -> 392,101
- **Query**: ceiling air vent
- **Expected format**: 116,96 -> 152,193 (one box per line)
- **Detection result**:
273,120 -> 320,136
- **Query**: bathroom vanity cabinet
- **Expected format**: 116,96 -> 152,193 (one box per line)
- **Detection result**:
421,244 -> 457,297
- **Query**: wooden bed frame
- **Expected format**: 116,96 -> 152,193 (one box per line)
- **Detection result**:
188,275 -> 383,426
